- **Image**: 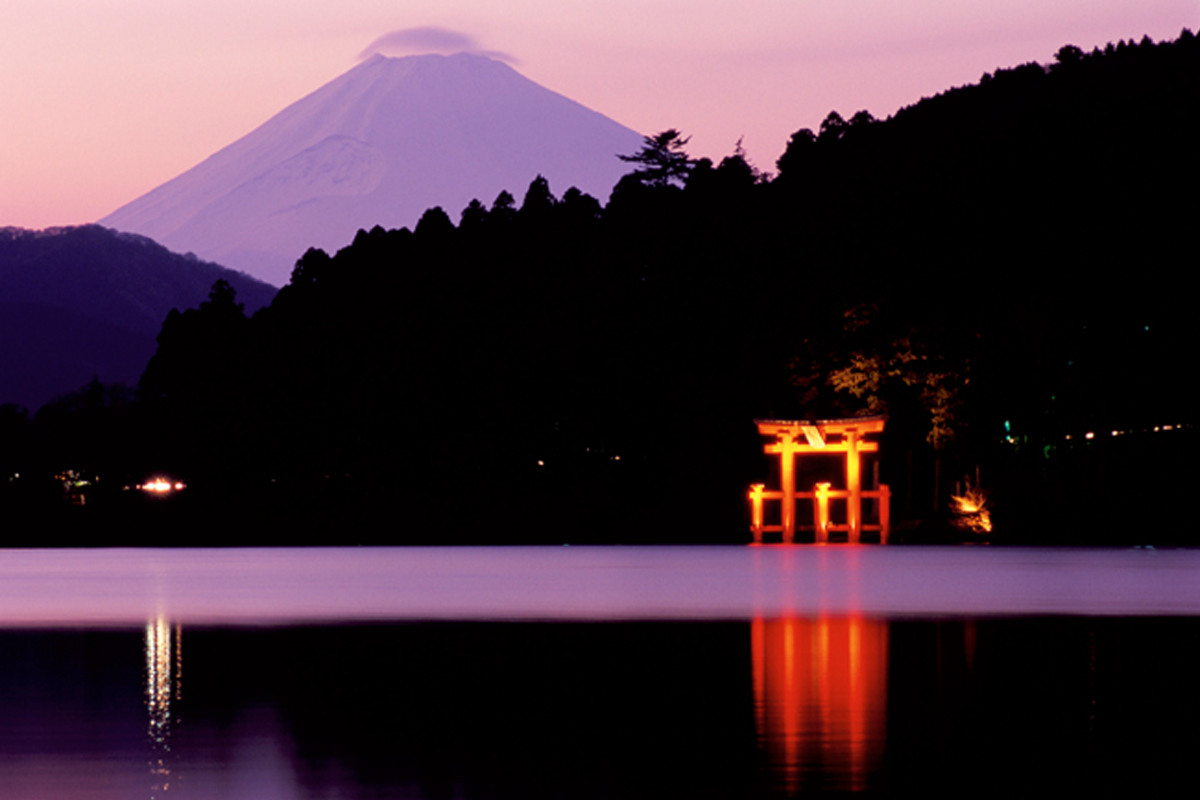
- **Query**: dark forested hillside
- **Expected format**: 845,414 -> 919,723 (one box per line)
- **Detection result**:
766,31 -> 1198,536
0,225 -> 276,409
9,32 -> 1197,544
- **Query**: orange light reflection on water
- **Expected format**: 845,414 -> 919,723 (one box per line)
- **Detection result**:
752,615 -> 888,793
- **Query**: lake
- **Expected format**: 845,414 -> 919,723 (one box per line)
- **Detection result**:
2,546 -> 1198,797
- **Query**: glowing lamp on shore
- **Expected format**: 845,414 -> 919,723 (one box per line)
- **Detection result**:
950,483 -> 991,534
138,477 -> 186,494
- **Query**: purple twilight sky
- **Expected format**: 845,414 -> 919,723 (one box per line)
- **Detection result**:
2,0 -> 1195,230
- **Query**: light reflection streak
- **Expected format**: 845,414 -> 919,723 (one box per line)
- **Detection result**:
146,616 -> 182,798
752,615 -> 888,793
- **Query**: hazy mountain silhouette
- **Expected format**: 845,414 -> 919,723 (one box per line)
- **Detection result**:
100,52 -> 644,286
0,225 -> 275,409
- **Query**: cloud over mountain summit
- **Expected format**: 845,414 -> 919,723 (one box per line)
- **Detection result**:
357,26 -> 517,64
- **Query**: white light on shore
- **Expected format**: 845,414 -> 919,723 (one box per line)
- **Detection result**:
138,477 -> 186,494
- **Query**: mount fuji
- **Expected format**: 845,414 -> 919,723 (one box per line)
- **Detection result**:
100,53 -> 644,286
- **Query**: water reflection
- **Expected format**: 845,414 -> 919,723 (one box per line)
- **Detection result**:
0,613 -> 1197,797
136,614 -> 892,796
0,543 -> 1198,798
146,616 -> 181,798
751,615 -> 888,793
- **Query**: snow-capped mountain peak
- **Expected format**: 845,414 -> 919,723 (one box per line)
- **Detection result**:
100,53 -> 643,286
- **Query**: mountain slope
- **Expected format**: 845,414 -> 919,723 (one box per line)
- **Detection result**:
100,53 -> 644,286
0,225 -> 275,409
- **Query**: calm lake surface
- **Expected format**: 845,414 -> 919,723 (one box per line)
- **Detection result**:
2,546 -> 1198,798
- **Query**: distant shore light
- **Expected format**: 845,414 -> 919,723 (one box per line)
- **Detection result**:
138,477 -> 186,494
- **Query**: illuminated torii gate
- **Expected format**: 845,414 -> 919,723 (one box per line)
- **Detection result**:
749,417 -> 890,544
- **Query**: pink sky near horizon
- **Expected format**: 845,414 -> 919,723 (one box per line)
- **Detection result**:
2,0 -> 1195,230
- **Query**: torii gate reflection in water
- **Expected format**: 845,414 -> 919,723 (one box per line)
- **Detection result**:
749,417 -> 890,544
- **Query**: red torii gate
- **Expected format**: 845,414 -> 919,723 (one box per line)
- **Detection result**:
748,416 -> 890,544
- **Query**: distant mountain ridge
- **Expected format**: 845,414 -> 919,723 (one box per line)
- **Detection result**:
100,52 -> 645,286
0,225 -> 275,409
